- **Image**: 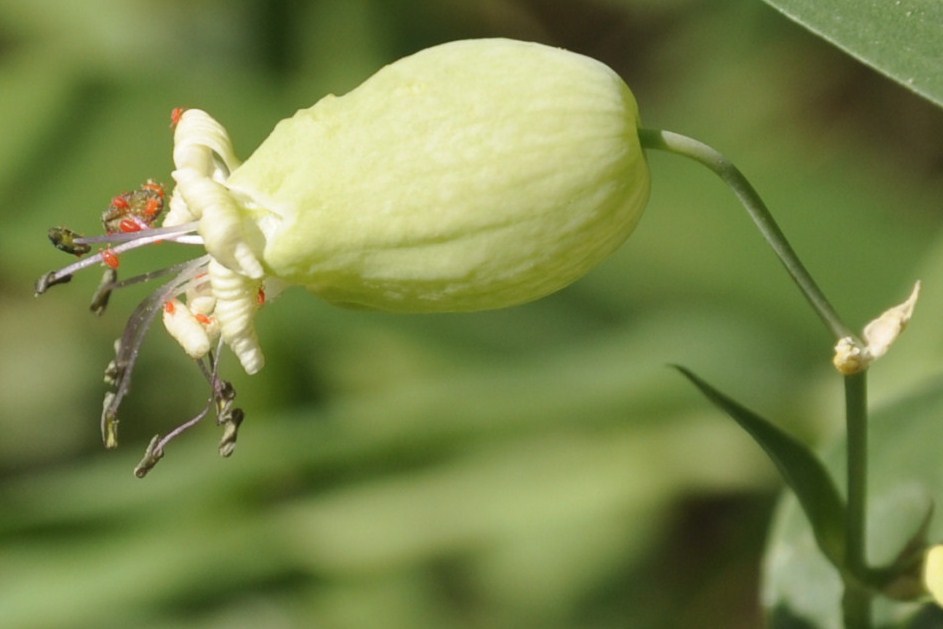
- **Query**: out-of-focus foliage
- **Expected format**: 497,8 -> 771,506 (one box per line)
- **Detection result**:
762,0 -> 943,108
1,1 -> 941,628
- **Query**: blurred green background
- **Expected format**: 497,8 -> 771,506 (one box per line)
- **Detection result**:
2,1 -> 941,627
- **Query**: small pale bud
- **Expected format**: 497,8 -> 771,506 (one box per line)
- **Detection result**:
833,336 -> 867,375
833,281 -> 920,374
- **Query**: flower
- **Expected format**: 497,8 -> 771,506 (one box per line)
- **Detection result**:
36,38 -> 651,475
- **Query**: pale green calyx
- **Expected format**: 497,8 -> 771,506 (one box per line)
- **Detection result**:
224,37 -> 650,312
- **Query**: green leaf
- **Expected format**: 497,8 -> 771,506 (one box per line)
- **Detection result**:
675,366 -> 847,566
762,0 -> 943,108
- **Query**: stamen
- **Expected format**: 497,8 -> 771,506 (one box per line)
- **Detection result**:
219,408 -> 244,457
132,332 -> 244,477
34,271 -> 72,295
74,221 -> 200,246
48,227 -> 91,256
101,255 -> 211,447
133,435 -> 168,478
39,115 -> 254,477
90,269 -> 118,316
36,222 -> 202,291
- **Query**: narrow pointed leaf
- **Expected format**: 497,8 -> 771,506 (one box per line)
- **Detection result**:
675,365 -> 847,567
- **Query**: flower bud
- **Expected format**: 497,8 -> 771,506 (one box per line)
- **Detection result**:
224,38 -> 650,311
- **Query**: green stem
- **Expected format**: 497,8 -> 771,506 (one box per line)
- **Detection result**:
845,372 -> 868,573
843,370 -> 872,628
638,128 -> 854,341
843,585 -> 873,629
640,128 -> 876,626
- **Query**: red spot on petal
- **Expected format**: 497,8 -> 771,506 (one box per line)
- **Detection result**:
111,196 -> 130,210
170,107 -> 186,128
164,301 -> 176,314
256,286 -> 266,306
195,313 -> 212,325
100,248 -> 119,270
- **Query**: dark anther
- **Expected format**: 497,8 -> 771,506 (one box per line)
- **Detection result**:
133,435 -> 165,478
34,270 -> 72,295
101,392 -> 119,449
218,408 -> 244,458
89,269 -> 118,316
214,380 -> 237,420
48,227 -> 91,256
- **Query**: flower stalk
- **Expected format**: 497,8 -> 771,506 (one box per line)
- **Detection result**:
637,127 -> 855,341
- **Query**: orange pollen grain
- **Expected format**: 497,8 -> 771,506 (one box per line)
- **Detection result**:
143,182 -> 165,197
119,218 -> 143,233
101,248 -> 119,269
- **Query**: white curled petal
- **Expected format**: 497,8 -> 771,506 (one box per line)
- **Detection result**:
201,316 -> 221,344
173,169 -> 265,279
185,278 -> 216,315
162,299 -> 212,359
187,293 -> 216,316
208,259 -> 264,374
173,109 -> 242,180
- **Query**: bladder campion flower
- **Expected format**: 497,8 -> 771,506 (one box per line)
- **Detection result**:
35,38 -> 651,475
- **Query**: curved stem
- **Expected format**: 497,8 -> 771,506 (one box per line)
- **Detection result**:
638,128 -> 854,341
